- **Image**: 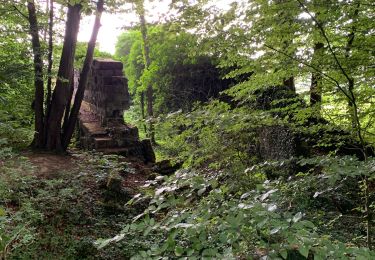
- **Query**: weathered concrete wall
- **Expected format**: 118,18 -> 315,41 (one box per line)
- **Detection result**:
77,58 -> 155,163
257,125 -> 296,161
83,59 -> 130,125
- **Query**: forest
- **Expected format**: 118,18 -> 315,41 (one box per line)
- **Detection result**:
0,0 -> 375,259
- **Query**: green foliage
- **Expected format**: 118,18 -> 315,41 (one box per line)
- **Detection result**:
172,0 -> 375,144
0,152 -> 150,259
115,30 -> 142,59
155,101 -> 258,170
120,32 -> 144,95
0,1 -> 37,151
1,0 -> 374,258
98,157 -> 375,258
0,157 -> 38,259
116,25 -> 228,114
123,105 -> 147,139
76,42 -> 114,68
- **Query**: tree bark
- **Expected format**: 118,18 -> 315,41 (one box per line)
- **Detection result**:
345,3 -> 359,129
310,42 -> 324,108
46,4 -> 81,151
283,77 -> 295,92
146,84 -> 154,142
46,0 -> 53,112
62,0 -> 104,150
309,1 -> 324,110
44,0 -> 54,143
27,0 -> 45,148
62,73 -> 74,135
140,91 -> 147,134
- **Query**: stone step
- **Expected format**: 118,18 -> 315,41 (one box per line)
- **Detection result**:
81,122 -> 107,136
96,147 -> 130,155
94,137 -> 117,149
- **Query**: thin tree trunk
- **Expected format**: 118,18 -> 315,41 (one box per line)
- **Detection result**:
276,0 -> 296,94
27,0 -> 44,148
62,73 -> 74,134
146,85 -> 154,142
283,77 -> 295,92
44,0 -> 54,143
62,0 -> 104,150
46,4 -> 81,151
140,91 -> 147,134
345,3 -> 359,129
310,42 -> 324,109
137,1 -> 155,144
46,0 -> 53,111
43,0 -> 48,41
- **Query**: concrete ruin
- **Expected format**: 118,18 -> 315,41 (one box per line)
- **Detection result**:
76,59 -> 155,163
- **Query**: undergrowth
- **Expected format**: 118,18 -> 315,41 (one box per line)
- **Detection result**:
97,101 -> 375,259
0,151 -> 146,259
98,157 -> 375,259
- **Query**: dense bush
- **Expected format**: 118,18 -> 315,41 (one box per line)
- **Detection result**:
98,155 -> 375,258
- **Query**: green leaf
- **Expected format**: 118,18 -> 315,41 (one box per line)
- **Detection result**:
198,187 -> 206,196
95,238 -> 112,249
298,245 -> 309,258
0,207 -> 5,217
187,248 -> 195,256
140,251 -> 148,258
202,248 -> 217,256
292,212 -> 303,223
143,226 -> 152,236
122,225 -> 130,233
280,249 -> 288,259
175,245 -> 184,256
270,227 -> 281,235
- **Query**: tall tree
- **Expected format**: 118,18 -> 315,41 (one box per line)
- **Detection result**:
344,0 -> 360,129
134,0 -> 155,144
46,0 -> 54,110
309,0 -> 325,110
62,0 -> 105,149
24,0 -> 109,152
45,3 -> 81,151
115,31 -> 147,133
27,0 -> 45,148
310,42 -> 324,108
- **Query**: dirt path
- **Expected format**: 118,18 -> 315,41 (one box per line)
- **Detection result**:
25,151 -> 78,178
23,149 -> 152,189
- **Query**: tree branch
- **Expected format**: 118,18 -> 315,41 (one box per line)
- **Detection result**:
296,0 -> 353,84
261,42 -> 355,104
13,5 -> 28,20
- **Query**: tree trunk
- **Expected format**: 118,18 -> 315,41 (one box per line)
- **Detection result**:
140,91 -> 147,134
45,4 -> 81,151
283,77 -> 295,92
43,0 -> 48,41
137,1 -> 155,144
62,73 -> 74,134
310,42 -> 324,108
62,0 -> 104,150
46,0 -> 54,112
276,0 -> 296,94
44,0 -> 54,142
27,0 -> 45,148
146,84 -> 154,142
345,3 -> 359,129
